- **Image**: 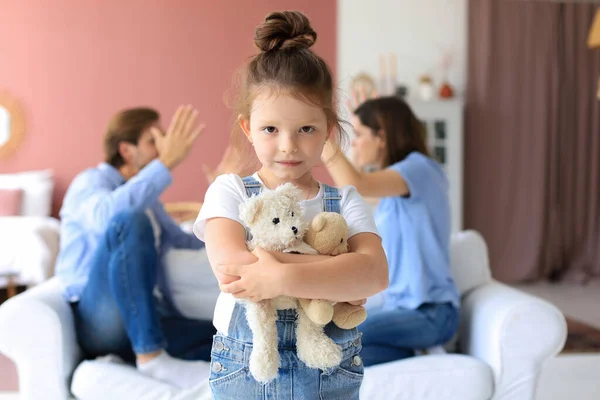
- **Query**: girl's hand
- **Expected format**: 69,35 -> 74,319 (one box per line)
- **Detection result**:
216,247 -> 285,302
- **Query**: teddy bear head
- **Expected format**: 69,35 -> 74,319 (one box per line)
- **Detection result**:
239,182 -> 308,251
304,212 -> 349,256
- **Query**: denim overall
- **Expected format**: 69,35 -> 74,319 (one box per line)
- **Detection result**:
208,176 -> 364,400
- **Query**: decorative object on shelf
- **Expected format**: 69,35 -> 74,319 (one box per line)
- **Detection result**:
378,52 -> 402,96
439,82 -> 455,99
0,91 -> 26,159
587,9 -> 600,99
389,52 -> 397,96
395,84 -> 408,99
438,48 -> 455,99
418,74 -> 435,101
378,54 -> 389,95
349,72 -> 377,100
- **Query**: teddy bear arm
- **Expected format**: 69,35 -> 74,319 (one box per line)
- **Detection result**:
284,241 -> 319,255
332,302 -> 367,330
298,298 -> 334,326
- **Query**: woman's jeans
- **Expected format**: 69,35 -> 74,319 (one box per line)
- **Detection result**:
72,210 -> 215,363
209,308 -> 364,400
359,302 -> 459,366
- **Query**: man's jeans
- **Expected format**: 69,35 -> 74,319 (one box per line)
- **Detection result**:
359,302 -> 459,366
72,210 -> 215,363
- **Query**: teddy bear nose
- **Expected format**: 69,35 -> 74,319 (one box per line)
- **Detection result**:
292,226 -> 298,235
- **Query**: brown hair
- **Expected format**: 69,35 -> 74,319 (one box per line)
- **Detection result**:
103,107 -> 159,168
230,11 -> 345,159
354,97 -> 429,167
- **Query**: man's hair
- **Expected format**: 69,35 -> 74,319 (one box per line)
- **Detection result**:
103,107 -> 159,168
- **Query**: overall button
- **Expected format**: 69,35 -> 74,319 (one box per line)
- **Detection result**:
214,341 -> 225,351
212,362 -> 224,372
352,355 -> 362,366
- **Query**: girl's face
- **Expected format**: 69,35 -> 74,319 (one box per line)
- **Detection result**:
350,115 -> 385,170
240,90 -> 329,185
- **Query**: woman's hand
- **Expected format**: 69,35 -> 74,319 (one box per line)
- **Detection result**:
321,138 -> 340,163
202,143 -> 247,184
216,247 -> 285,302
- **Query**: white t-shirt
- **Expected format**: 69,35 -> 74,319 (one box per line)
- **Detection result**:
193,173 -> 380,335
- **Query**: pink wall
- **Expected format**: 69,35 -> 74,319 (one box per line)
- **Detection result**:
0,0 -> 337,217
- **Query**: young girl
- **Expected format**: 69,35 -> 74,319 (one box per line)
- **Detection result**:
321,95 -> 461,366
193,11 -> 388,400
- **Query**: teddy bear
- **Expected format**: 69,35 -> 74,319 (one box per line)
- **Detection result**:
238,183 -> 342,383
299,212 -> 368,330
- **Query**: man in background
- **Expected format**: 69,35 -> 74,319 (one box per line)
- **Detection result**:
55,105 -> 215,389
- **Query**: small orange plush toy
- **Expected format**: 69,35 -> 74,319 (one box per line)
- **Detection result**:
299,212 -> 368,329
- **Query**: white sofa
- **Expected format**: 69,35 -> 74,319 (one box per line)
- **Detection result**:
0,230 -> 567,400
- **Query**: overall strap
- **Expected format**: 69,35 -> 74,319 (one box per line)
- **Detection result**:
241,175 -> 262,242
322,184 -> 342,214
241,175 -> 262,198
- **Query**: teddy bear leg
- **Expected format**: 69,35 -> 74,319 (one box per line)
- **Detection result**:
245,300 -> 280,383
332,303 -> 368,330
298,298 -> 334,326
296,306 -> 341,369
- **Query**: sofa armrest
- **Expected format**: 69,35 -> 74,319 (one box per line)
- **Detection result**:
0,277 -> 82,400
459,281 -> 567,400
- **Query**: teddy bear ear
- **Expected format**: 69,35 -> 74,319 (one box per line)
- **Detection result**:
239,196 -> 263,226
311,213 -> 328,232
276,183 -> 302,201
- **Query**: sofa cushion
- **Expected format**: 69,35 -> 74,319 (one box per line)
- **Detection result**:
0,169 -> 54,216
360,354 -> 494,400
71,358 -> 212,400
0,188 -> 23,216
163,248 -> 220,321
72,354 -> 493,400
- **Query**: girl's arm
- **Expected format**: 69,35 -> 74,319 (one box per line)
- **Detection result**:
280,232 -> 388,301
323,141 -> 409,198
204,217 -> 257,285
204,218 -> 331,284
218,232 -> 388,302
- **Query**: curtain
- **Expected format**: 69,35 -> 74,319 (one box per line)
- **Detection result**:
465,1 -> 600,283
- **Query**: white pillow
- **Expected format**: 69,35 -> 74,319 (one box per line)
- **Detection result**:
164,248 -> 220,321
71,358 -> 213,400
0,169 -> 54,216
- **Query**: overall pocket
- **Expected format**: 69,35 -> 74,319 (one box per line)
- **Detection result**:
319,339 -> 364,400
209,335 -> 262,400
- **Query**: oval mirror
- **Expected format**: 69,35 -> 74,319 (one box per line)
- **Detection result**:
0,92 -> 26,159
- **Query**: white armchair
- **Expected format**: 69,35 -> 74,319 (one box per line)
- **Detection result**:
0,231 -> 567,400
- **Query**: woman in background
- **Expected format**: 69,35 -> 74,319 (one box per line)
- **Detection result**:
322,94 -> 460,366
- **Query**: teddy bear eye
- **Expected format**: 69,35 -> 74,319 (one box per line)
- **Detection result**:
340,238 -> 344,243
291,211 -> 295,217
272,217 -> 280,225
